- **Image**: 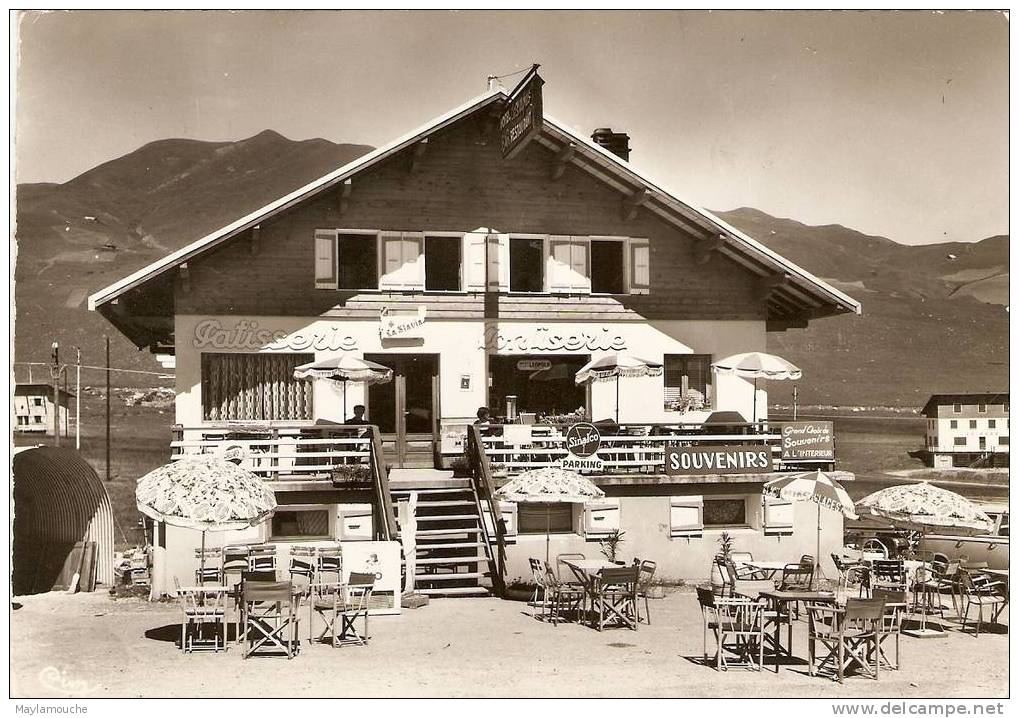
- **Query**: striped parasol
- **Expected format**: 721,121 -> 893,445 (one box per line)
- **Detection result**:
764,470 -> 858,520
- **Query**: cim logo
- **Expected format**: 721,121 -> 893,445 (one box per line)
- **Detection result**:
565,423 -> 601,458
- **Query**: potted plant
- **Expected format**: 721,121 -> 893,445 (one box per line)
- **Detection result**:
598,529 -> 627,565
709,531 -> 734,590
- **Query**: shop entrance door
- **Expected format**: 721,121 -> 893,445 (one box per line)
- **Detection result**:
365,354 -> 439,468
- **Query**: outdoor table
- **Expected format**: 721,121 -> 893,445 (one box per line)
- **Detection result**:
563,559 -> 621,625
746,560 -> 790,579
759,590 -> 839,673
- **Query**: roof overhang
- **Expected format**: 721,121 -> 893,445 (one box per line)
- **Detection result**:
89,85 -> 860,338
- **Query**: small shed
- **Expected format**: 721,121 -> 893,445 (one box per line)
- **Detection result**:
12,447 -> 115,594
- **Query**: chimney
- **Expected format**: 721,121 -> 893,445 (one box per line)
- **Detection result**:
591,127 -> 630,161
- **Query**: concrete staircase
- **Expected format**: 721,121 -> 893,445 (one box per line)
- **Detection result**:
389,469 -> 494,597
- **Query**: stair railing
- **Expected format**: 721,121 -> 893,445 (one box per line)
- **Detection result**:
467,425 -> 506,596
368,425 -> 399,541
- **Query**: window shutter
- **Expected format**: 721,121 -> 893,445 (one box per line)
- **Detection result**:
314,229 -> 338,289
548,236 -> 589,294
629,238 -> 650,294
379,231 -> 424,290
464,232 -> 487,291
763,495 -> 793,535
583,498 -> 620,538
670,496 -> 704,538
484,234 -> 509,292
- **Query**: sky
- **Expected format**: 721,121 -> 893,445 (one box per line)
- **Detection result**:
14,10 -> 1009,245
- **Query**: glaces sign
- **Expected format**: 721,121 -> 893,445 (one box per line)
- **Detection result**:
192,320 -> 358,351
500,66 -> 544,160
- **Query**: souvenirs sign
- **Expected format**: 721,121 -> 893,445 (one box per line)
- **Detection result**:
559,422 -> 603,471
778,422 -> 835,461
666,445 -> 773,476
500,65 -> 544,160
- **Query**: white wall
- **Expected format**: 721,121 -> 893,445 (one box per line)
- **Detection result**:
174,315 -> 768,429
932,417 -> 1010,453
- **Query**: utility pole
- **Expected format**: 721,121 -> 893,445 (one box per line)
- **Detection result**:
75,347 -> 82,450
105,336 -> 111,482
793,385 -> 799,420
50,342 -> 61,447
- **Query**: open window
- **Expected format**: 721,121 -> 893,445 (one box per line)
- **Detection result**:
590,239 -> 625,294
424,235 -> 463,291
338,232 -> 378,290
509,236 -> 545,292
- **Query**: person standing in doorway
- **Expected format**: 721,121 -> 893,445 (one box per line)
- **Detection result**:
346,404 -> 369,425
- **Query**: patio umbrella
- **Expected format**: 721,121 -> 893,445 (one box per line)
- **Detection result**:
764,470 -> 858,584
574,354 -> 663,424
136,456 -> 278,584
855,482 -> 994,636
711,352 -> 802,425
293,355 -> 393,422
495,467 -> 605,562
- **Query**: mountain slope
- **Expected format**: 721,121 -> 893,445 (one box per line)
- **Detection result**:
715,208 -> 1009,407
13,131 -> 373,383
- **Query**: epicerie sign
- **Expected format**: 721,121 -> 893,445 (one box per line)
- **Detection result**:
559,422 -> 604,472
665,445 -> 773,476
482,326 -> 627,353
192,319 -> 358,351
779,421 -> 835,461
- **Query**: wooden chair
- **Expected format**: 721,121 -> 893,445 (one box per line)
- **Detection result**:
696,587 -> 765,671
174,579 -> 227,653
542,561 -> 585,625
590,565 -> 639,631
958,570 -> 1007,637
807,598 -> 885,683
242,580 -> 300,659
871,589 -> 907,670
635,559 -> 657,624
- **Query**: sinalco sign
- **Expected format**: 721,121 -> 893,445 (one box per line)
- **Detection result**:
560,422 -> 604,472
500,65 -> 544,160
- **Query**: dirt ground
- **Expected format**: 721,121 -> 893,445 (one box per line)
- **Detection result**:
10,588 -> 1008,698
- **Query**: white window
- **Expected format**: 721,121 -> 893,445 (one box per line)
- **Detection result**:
950,420 -> 958,429
32,397 -> 44,407
954,437 -> 967,447
979,403 -> 987,413
989,419 -> 996,429
379,231 -> 424,290
953,404 -> 962,413
547,236 -> 590,294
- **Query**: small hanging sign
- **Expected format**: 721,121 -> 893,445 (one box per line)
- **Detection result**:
500,64 -> 544,160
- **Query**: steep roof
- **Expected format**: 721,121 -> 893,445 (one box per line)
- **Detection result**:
88,85 -> 860,336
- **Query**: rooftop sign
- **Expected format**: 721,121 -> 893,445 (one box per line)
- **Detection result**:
500,65 -> 544,160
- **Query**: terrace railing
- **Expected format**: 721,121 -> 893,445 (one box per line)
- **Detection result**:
170,423 -> 397,540
466,424 -> 507,596
476,422 -> 826,477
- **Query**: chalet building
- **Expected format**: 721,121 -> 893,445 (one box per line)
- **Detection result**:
14,384 -> 72,436
89,74 -> 860,597
921,393 -> 1009,468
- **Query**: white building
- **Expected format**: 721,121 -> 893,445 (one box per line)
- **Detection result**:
13,384 -> 72,436
922,392 -> 1009,468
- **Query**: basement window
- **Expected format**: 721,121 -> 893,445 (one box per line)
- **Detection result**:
518,502 -> 574,535
424,235 -> 463,291
703,497 -> 749,529
270,509 -> 331,540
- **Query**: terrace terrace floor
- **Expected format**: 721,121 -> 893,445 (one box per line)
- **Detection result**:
11,588 -> 1007,698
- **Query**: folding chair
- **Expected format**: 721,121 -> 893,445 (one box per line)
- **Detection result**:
194,547 -> 223,585
528,558 -> 549,615
590,566 -> 639,631
635,559 -> 657,624
242,580 -> 300,659
288,546 -> 316,588
807,597 -> 885,683
247,544 -> 278,573
872,589 -> 907,670
696,587 -> 765,671
174,579 -> 227,653
542,561 -> 585,625
309,572 -> 375,647
316,546 -> 343,581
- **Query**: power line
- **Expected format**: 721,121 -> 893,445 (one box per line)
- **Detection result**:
14,361 -> 172,378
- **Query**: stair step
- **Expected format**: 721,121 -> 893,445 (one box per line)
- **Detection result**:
414,572 -> 486,581
417,586 -> 491,596
415,528 -> 482,536
391,487 -> 473,495
415,542 -> 487,550
410,556 -> 483,565
414,500 -> 477,508
414,514 -> 479,522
